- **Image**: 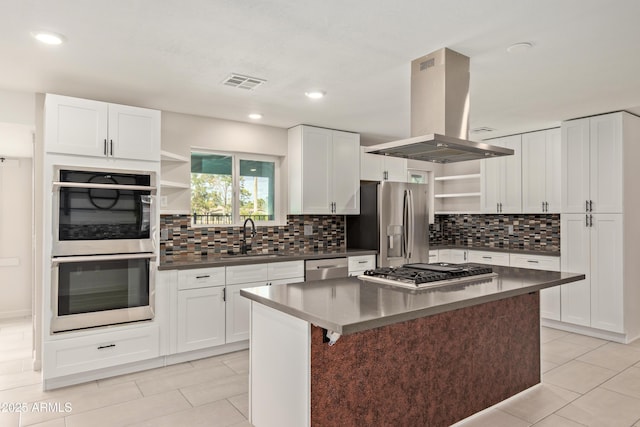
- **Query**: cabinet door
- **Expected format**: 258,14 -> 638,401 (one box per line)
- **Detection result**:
177,286 -> 226,352
480,154 -> 501,213
561,119 -> 590,213
226,281 -> 266,343
560,214 -> 591,327
467,250 -> 509,266
522,131 -> 547,213
449,249 -> 468,263
45,94 -> 108,157
301,126 -> 333,214
108,103 -> 160,161
545,128 -> 562,213
332,131 -> 360,214
500,135 -> 522,213
590,214 -> 623,333
360,148 -> 384,181
590,114 -> 623,213
384,156 -> 408,182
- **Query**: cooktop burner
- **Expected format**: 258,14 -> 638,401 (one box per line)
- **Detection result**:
359,263 -> 496,289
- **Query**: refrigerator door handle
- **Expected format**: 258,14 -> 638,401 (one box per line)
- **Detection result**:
402,190 -> 409,258
407,189 -> 414,259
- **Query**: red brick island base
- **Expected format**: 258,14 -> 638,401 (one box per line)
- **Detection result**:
310,292 -> 540,427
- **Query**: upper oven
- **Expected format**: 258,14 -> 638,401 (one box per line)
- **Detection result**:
52,166 -> 157,256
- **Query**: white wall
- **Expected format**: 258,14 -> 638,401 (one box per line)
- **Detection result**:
160,111 -> 289,217
0,89 -> 35,320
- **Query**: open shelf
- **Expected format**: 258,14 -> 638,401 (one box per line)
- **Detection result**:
160,180 -> 190,189
435,192 -> 481,199
434,173 -> 481,182
161,150 -> 189,163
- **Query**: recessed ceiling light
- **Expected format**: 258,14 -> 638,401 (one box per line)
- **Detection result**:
305,90 -> 326,99
31,31 -> 65,45
506,42 -> 533,54
248,113 -> 262,120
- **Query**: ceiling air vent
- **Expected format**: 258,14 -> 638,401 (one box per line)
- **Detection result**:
222,73 -> 266,90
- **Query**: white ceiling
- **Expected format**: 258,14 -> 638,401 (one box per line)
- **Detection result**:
2,0 -> 640,144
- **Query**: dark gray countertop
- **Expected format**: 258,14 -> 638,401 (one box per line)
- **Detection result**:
430,245 -> 560,256
158,249 -> 377,270
240,265 -> 583,335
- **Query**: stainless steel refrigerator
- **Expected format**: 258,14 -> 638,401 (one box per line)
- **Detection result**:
347,181 -> 429,267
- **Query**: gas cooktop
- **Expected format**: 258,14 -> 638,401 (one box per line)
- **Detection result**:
359,263 -> 496,289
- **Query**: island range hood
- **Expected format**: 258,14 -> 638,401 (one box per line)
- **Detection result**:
366,48 -> 513,163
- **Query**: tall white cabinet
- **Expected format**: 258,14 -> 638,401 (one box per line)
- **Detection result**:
522,128 -> 561,213
288,125 -> 360,214
556,112 -> 640,342
480,135 -> 522,213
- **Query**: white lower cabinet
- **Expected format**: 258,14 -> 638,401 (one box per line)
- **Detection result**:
510,254 -> 561,321
428,250 -> 438,263
348,255 -> 376,276
43,324 -> 160,379
467,250 -> 510,266
177,267 -> 226,352
438,249 -> 468,263
226,261 -> 304,344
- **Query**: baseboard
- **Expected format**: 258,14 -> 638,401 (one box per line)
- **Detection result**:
0,310 -> 32,320
165,341 -> 249,365
541,318 -> 628,343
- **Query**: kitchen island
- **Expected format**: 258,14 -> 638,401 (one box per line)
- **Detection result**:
241,265 -> 584,427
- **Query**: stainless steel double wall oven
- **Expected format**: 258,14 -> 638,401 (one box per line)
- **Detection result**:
50,166 -> 157,333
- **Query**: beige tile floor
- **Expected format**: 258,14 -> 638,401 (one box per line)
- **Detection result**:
3,316 -> 640,426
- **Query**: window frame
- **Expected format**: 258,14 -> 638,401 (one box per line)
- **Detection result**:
190,149 -> 282,227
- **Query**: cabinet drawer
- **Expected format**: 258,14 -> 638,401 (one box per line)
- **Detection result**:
468,250 -> 510,266
268,261 -> 304,281
428,250 -> 438,263
226,263 -> 269,285
44,324 -> 159,378
178,267 -> 225,290
348,255 -> 375,272
510,254 -> 560,271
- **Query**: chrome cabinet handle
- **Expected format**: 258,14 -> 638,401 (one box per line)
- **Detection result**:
110,139 -> 114,156
527,260 -> 539,264
542,201 -> 545,212
586,214 -> 589,227
589,200 -> 593,212
497,203 -> 500,213
103,139 -> 108,156
196,275 -> 210,279
589,214 -> 593,227
586,200 -> 589,212
545,202 -> 549,212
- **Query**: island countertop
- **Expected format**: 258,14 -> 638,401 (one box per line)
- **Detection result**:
241,265 -> 584,335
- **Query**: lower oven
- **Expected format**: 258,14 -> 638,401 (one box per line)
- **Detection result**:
51,253 -> 156,333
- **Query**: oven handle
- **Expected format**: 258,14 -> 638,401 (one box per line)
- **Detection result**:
52,182 -> 157,192
52,253 -> 156,265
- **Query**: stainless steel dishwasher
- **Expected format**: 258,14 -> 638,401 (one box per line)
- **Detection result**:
305,258 -> 348,281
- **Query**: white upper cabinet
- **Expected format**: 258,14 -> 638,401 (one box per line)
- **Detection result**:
288,125 -> 360,215
522,128 -> 561,213
45,94 -> 160,161
561,113 -> 623,214
480,135 -> 522,213
360,148 -> 407,182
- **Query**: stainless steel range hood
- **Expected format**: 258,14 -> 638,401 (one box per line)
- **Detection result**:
366,48 -> 513,163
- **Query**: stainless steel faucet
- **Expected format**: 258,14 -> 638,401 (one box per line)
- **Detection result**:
241,218 -> 257,254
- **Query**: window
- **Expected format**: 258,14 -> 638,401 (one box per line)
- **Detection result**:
191,151 -> 278,225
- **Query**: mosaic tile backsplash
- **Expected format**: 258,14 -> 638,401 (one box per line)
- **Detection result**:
159,214 -> 345,260
429,214 -> 560,253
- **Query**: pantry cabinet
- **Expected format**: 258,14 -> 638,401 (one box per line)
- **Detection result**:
44,94 -> 160,161
557,112 -> 640,341
288,125 -> 360,215
480,135 -> 522,213
522,128 -> 561,213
